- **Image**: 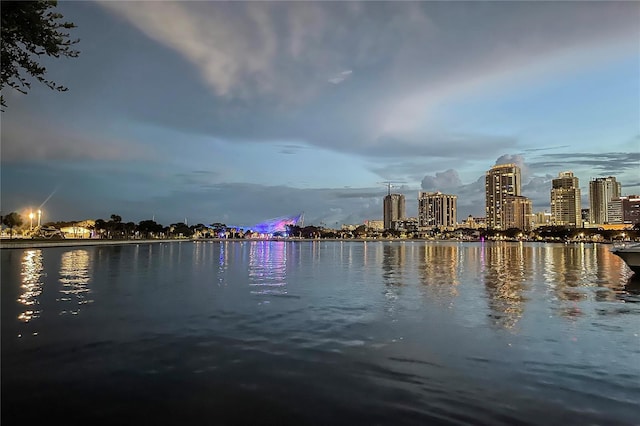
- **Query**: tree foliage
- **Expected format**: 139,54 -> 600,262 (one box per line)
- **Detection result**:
138,220 -> 163,239
2,212 -> 23,238
1,0 -> 79,108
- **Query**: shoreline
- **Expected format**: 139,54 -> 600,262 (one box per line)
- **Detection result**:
0,239 -> 190,249
0,237 -> 611,250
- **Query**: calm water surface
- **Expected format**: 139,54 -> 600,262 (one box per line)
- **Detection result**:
2,241 -> 639,425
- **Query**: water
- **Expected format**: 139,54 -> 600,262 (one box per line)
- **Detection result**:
2,241 -> 639,425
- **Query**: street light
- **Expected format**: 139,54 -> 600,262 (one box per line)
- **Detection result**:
37,210 -> 42,227
29,211 -> 34,230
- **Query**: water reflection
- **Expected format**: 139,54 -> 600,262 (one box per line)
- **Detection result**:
18,249 -> 45,322
217,241 -> 228,286
382,243 -> 406,286
58,250 -> 93,315
544,245 -> 591,302
541,244 -> 635,319
481,243 -> 530,330
418,244 -> 460,301
248,241 -> 287,297
380,243 -> 409,317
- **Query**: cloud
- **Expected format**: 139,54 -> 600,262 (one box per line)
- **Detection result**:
98,2 -> 363,102
494,154 -> 525,168
328,70 -> 353,84
528,152 -> 640,174
98,1 -> 636,106
277,144 -> 309,155
365,133 -> 516,160
523,145 -> 571,153
421,169 -> 463,191
522,175 -> 554,208
95,1 -> 636,166
0,118 -> 150,163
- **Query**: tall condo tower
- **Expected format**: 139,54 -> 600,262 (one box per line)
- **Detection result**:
589,176 -> 621,225
485,163 -> 521,230
383,193 -> 405,230
418,191 -> 457,229
550,171 -> 582,228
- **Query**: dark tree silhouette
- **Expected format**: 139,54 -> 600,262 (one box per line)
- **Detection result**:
1,0 -> 79,108
2,212 -> 23,238
138,220 -> 163,239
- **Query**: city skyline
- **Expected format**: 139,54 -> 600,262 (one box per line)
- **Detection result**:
2,2 -> 638,227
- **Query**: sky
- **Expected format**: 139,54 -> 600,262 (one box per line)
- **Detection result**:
1,1 -> 639,228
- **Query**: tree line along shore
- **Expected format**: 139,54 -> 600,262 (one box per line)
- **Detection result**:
2,212 -> 638,245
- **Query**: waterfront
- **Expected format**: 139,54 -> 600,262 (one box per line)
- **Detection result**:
2,241 -> 639,425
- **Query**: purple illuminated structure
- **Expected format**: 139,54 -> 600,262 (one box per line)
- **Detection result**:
243,213 -> 304,235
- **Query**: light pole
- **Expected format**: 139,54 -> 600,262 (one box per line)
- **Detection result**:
37,210 -> 42,227
29,212 -> 34,230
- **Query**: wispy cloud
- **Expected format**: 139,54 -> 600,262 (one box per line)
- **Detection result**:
277,144 -> 309,155
529,152 -> 640,174
523,145 -> 571,153
328,70 -> 353,84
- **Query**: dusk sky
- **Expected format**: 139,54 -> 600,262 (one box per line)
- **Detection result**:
2,1 -> 639,228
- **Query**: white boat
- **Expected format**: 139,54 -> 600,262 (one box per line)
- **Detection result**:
611,243 -> 640,274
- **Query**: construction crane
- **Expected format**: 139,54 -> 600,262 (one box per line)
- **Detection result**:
378,181 -> 407,196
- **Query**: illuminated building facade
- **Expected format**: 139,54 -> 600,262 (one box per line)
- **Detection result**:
621,195 -> 640,225
503,195 -> 533,231
244,213 -> 303,235
485,163 -> 521,230
589,176 -> 621,225
607,199 -> 623,224
550,171 -> 582,228
418,191 -> 457,230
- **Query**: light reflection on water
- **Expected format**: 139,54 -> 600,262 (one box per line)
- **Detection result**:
418,243 -> 461,301
57,249 -> 93,315
2,241 -> 639,425
18,249 -> 44,322
481,243 -> 529,330
248,241 -> 288,297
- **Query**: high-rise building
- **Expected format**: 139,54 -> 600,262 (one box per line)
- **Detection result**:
383,193 -> 405,230
589,176 -> 621,224
418,191 -> 457,230
485,163 -> 521,230
621,195 -> 640,225
550,171 -> 582,228
503,195 -> 533,231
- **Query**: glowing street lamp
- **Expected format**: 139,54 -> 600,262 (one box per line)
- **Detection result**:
37,210 -> 42,227
29,211 -> 34,230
